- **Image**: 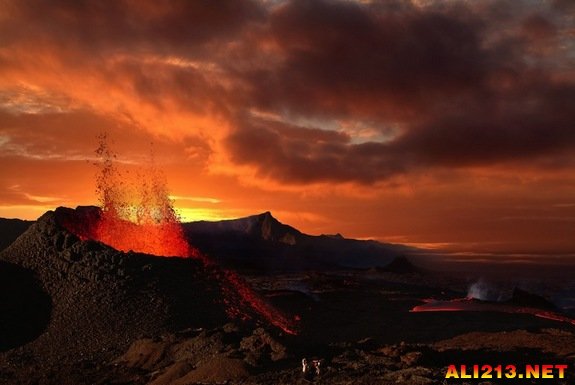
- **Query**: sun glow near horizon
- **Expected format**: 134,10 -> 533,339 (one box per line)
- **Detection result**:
175,207 -> 240,223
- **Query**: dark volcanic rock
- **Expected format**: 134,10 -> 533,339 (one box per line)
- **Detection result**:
378,255 -> 420,274
240,327 -> 288,364
508,287 -> 557,310
0,207 -> 230,364
114,325 -> 291,385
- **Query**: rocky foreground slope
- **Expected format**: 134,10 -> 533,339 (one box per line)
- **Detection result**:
0,208 -> 232,359
1,208 -> 574,385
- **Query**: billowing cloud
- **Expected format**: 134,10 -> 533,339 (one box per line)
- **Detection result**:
1,0 -> 574,253
0,0 -> 265,55
2,0 -> 573,185
222,0 -> 575,183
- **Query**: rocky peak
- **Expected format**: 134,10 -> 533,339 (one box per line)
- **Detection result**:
378,255 -> 418,274
250,212 -> 300,245
509,287 -> 556,310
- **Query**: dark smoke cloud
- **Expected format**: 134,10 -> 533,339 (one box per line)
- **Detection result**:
224,0 -> 575,183
1,0 -> 574,185
249,0 -> 489,120
1,0 -> 265,55
226,118 -> 405,184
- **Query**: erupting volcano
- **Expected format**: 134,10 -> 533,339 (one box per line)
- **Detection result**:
81,135 -> 193,258
61,136 -> 297,335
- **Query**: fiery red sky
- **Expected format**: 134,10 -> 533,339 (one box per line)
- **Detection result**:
1,0 -> 574,257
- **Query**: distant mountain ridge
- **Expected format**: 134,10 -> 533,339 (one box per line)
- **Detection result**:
186,212 -> 301,245
0,209 -> 416,272
183,211 -> 414,272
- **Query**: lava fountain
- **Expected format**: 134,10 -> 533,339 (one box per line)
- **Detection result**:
63,135 -> 298,335
89,135 -> 192,257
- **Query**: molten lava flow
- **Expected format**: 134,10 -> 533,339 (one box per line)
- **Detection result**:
220,269 -> 297,333
411,298 -> 575,326
63,135 -> 298,335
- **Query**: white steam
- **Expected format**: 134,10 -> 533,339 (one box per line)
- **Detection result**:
467,279 -> 509,302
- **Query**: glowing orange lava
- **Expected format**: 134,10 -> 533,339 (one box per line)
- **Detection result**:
90,135 -> 194,257
62,136 -> 298,335
411,298 -> 575,326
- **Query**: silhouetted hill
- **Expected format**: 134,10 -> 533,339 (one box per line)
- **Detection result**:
0,211 -> 416,274
508,287 -> 557,310
376,255 -> 420,274
183,212 -> 414,272
185,211 -> 301,245
0,218 -> 33,251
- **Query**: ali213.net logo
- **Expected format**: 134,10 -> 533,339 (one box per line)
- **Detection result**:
445,364 -> 569,380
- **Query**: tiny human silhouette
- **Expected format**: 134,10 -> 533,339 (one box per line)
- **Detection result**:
302,358 -> 321,381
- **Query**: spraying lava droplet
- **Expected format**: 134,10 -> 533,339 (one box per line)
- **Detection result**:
63,135 -> 298,335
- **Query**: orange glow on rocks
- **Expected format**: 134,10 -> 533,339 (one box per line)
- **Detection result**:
60,136 -> 298,335
95,218 -> 192,257
91,134 -> 193,257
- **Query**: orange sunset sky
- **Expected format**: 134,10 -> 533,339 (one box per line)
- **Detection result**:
1,0 -> 574,257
